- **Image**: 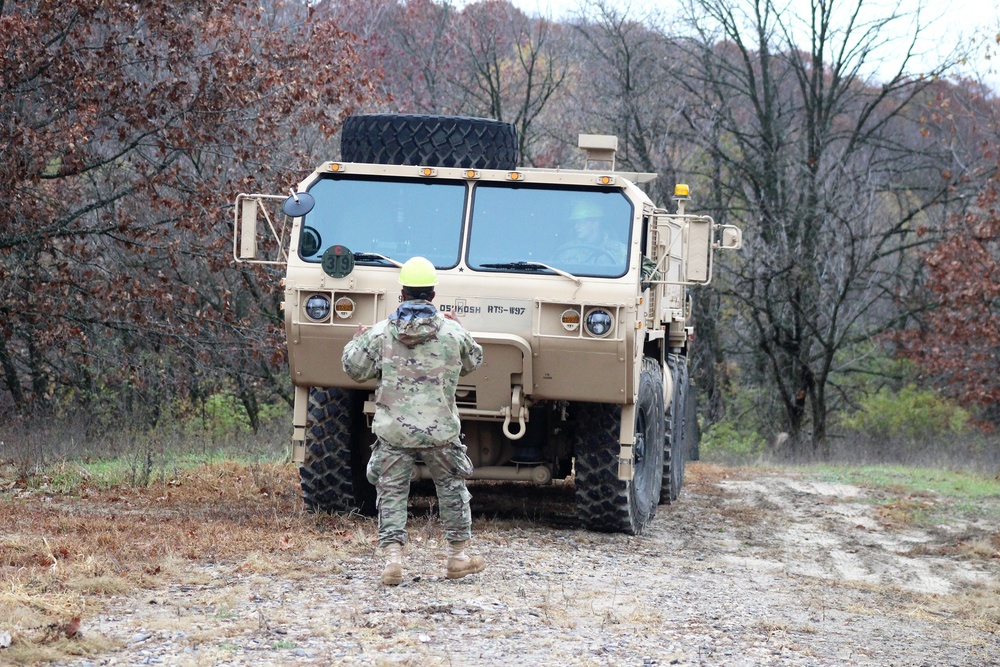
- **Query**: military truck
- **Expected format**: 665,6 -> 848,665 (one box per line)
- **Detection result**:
233,114 -> 740,535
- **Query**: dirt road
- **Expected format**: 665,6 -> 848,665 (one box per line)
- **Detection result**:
57,464 -> 998,666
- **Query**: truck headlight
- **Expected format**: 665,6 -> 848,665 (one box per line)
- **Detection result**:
584,308 -> 613,337
304,294 -> 331,321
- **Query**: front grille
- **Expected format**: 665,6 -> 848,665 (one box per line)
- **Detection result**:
455,386 -> 477,409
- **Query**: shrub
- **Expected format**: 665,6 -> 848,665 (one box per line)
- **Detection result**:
838,384 -> 971,441
701,421 -> 766,460
176,391 -> 287,443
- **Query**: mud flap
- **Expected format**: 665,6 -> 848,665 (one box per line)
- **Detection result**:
618,404 -> 636,481
291,385 -> 309,463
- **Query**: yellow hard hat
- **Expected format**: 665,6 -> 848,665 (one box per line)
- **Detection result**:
398,256 -> 438,287
570,200 -> 602,220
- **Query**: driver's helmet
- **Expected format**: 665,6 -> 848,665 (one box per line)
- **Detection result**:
570,200 -> 603,222
569,200 -> 607,246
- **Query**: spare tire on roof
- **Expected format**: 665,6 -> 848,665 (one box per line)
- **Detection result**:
340,114 -> 519,170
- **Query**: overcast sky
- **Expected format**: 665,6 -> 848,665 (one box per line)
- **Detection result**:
501,0 -> 1000,92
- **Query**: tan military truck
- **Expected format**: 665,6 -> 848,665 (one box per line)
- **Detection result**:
234,114 -> 740,534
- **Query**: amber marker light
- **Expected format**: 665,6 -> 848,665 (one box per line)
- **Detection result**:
328,163 -> 344,172
560,308 -> 581,332
334,296 -> 356,319
507,171 -> 523,181
597,175 -> 615,185
465,169 -> 480,179
420,167 -> 438,177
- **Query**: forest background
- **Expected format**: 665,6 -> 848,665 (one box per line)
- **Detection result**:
2,0 -> 1000,472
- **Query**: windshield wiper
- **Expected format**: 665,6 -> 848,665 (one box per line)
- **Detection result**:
480,261 -> 547,271
354,252 -> 402,267
480,261 -> 582,286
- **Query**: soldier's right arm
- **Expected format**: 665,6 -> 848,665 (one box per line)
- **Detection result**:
458,330 -> 484,376
342,326 -> 383,382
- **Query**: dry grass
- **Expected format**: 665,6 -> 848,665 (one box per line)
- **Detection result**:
900,584 -> 1000,634
873,495 -> 937,527
0,461 -> 375,665
685,461 -> 746,487
906,531 -> 1000,560
685,463 -> 782,528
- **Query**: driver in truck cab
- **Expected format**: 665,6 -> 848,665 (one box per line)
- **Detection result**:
557,200 -> 628,265
341,256 -> 486,586
559,200 -> 660,289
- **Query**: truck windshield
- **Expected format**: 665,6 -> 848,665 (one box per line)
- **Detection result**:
301,176 -> 466,267
467,184 -> 633,278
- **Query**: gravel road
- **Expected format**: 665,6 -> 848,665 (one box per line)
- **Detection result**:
58,464 -> 998,667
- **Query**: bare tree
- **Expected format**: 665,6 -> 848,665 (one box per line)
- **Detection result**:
452,0 -> 569,164
567,1 -> 685,200
321,0 -> 461,114
672,0 -> 971,452
324,0 -> 568,164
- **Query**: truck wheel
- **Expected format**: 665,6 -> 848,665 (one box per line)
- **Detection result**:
299,387 -> 376,515
574,357 -> 664,534
340,114 -> 519,170
662,354 -> 688,504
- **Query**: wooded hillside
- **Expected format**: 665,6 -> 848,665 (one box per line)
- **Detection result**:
2,0 -> 998,458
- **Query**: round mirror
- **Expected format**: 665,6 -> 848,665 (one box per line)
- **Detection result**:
282,192 -> 315,217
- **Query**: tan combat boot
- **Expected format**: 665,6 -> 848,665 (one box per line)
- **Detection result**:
381,543 -> 403,586
446,540 -> 486,580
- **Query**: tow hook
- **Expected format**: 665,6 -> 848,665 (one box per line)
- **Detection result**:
501,385 -> 528,440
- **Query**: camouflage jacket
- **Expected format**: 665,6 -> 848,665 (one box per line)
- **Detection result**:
341,300 -> 484,449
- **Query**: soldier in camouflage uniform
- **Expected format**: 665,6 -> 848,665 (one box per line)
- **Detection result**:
342,256 -> 486,586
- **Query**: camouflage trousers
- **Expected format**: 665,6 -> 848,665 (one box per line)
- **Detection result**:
366,439 -> 474,548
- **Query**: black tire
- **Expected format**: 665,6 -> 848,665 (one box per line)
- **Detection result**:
573,357 -> 664,534
299,387 -> 376,515
661,354 -> 689,504
341,114 -> 519,170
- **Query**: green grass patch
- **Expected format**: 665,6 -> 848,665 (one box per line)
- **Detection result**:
808,464 -> 1000,528
4,445 -> 289,495
812,465 -> 999,499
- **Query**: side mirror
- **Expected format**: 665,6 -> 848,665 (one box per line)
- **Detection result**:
232,192 -> 293,265
282,192 -> 315,217
719,225 -> 743,250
